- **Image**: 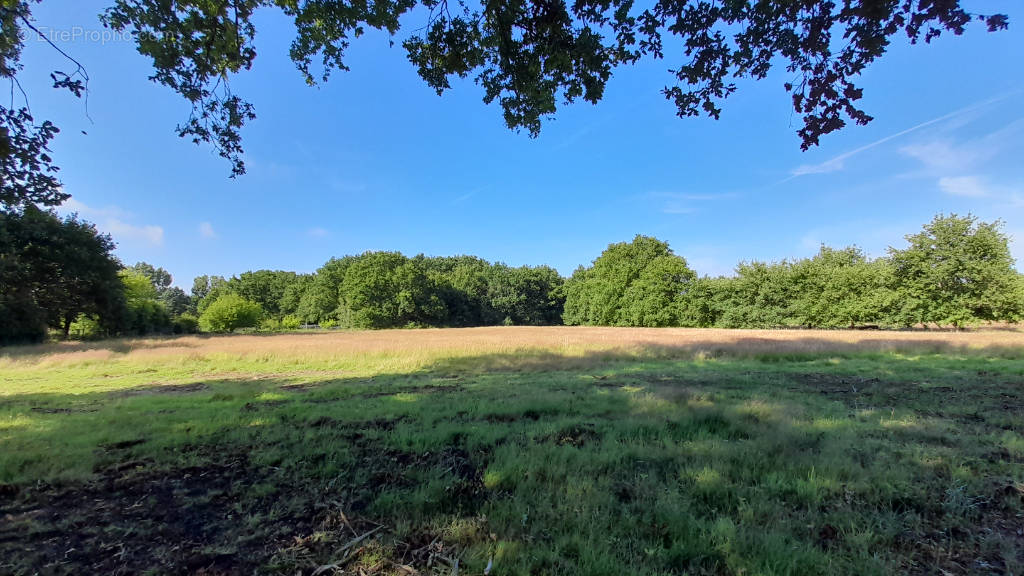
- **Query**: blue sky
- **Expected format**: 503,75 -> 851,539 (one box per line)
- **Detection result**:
19,1 -> 1024,287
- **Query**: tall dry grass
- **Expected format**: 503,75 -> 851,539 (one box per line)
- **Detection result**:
4,325 -> 1023,368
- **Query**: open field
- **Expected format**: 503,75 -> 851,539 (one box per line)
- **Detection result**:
2,327 -> 1023,575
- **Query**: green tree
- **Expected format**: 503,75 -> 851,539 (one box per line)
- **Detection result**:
295,257 -> 355,324
785,246 -> 897,328
339,252 -> 446,328
487,264 -> 565,326
889,214 -> 1019,328
0,0 -> 1008,197
226,270 -> 299,318
119,269 -> 171,334
198,293 -> 263,332
279,273 -> 314,317
1,206 -> 126,338
128,262 -> 173,294
0,210 -> 48,343
563,235 -> 694,327
193,275 -> 230,314
422,255 -> 495,326
159,286 -> 191,317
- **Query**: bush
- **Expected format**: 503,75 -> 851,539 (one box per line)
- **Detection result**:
319,318 -> 338,329
260,317 -> 282,331
173,314 -> 199,334
198,294 -> 263,333
281,315 -> 301,330
68,315 -> 104,340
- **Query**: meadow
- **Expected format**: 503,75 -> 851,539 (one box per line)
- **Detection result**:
1,327 -> 1022,575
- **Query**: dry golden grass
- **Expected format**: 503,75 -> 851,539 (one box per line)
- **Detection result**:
4,325 -> 1023,369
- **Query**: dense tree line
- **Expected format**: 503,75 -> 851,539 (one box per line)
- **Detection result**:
1,210 -> 1021,344
564,215 -> 1024,330
190,254 -> 565,331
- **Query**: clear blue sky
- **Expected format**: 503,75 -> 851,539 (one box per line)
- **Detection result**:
19,1 -> 1024,287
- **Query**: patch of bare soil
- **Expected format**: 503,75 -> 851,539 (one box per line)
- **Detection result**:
111,382 -> 210,398
900,481 -> 1024,575
0,441 -> 489,576
541,423 -> 601,447
0,455 -> 275,575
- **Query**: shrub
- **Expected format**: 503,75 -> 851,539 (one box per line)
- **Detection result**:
281,315 -> 301,330
173,314 -> 199,334
68,315 -> 105,340
198,294 -> 263,333
319,318 -> 339,329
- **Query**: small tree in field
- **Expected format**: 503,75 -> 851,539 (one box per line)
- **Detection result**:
198,293 -> 263,333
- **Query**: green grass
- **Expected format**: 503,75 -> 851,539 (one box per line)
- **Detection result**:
1,337 -> 1022,575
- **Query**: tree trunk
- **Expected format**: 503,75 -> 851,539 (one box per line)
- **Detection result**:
62,314 -> 73,339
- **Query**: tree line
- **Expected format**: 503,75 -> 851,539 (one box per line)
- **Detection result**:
1,209 -> 1021,344
564,216 -> 1023,329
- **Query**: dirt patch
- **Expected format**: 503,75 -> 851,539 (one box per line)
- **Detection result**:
540,423 -> 600,448
0,455 -> 279,575
0,437 -> 490,575
356,383 -> 464,399
29,406 -> 99,414
240,400 -> 288,412
98,438 -> 147,451
111,382 -> 210,398
305,416 -> 405,432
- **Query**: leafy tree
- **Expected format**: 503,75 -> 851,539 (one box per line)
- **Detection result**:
295,257 -> 356,324
0,205 -> 125,338
563,235 -> 694,327
128,262 -> 172,293
713,260 -> 799,328
227,270 -> 299,318
119,269 -> 171,334
889,214 -> 1019,328
192,275 -> 229,314
198,293 -> 263,332
487,264 -> 565,326
0,0 -> 1009,194
786,246 -> 897,328
422,255 -> 496,326
339,252 -> 446,328
0,210 -> 48,343
279,273 -> 314,317
159,286 -> 191,317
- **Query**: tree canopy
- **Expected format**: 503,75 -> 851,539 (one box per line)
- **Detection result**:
564,235 -> 696,327
0,0 -> 1011,203
0,205 -> 124,341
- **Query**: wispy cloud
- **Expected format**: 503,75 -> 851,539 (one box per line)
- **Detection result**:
651,191 -> 738,215
199,222 -> 217,239
60,198 -> 164,246
938,176 -> 990,197
786,92 -> 1016,180
452,185 -> 490,205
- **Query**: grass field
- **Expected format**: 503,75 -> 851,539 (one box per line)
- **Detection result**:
1,327 -> 1023,575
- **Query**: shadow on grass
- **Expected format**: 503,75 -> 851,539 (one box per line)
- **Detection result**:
1,347 -> 1022,575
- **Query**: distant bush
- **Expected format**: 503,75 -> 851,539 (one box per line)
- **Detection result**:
199,294 -> 263,333
173,314 -> 199,334
281,315 -> 301,330
68,315 -> 105,340
319,318 -> 339,329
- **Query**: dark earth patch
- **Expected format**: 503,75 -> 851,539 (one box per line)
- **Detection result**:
0,439 -> 490,576
111,382 -> 210,398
